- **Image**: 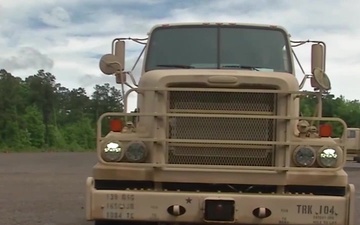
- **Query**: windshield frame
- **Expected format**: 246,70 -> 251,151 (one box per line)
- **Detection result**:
144,24 -> 293,74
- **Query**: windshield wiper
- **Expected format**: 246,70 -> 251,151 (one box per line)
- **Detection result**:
221,65 -> 260,71
157,64 -> 195,69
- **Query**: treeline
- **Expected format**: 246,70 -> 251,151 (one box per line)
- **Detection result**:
0,68 -> 359,151
0,69 -> 123,151
300,94 -> 360,136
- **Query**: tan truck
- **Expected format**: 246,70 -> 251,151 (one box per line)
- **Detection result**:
85,23 -> 355,225
345,128 -> 360,162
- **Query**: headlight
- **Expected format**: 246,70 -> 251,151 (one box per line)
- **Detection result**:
101,141 -> 123,162
317,147 -> 338,168
124,141 -> 148,162
292,145 -> 316,167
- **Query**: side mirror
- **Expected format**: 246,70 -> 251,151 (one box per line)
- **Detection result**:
311,67 -> 331,91
99,40 -> 126,75
311,43 -> 325,73
114,40 -> 125,69
99,54 -> 123,75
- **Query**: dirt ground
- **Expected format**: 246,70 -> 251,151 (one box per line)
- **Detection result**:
0,152 -> 358,225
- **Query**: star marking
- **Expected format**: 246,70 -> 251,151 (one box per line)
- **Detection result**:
185,197 -> 192,204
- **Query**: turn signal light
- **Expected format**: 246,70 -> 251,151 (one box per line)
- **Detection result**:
110,119 -> 123,132
319,124 -> 332,137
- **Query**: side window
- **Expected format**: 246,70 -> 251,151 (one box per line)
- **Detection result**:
347,130 -> 356,138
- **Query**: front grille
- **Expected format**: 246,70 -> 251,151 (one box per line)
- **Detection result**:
167,88 -> 277,167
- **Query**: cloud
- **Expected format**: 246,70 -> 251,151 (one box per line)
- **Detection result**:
0,0 -> 359,112
39,6 -> 71,27
0,47 -> 54,71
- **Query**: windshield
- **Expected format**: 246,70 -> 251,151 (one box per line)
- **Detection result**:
145,25 -> 292,73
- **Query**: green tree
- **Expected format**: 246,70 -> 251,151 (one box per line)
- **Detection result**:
91,83 -> 124,136
23,105 -> 45,148
25,70 -> 58,146
0,70 -> 31,149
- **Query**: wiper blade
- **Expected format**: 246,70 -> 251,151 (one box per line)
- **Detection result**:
157,64 -> 195,69
221,65 -> 260,71
239,65 -> 260,71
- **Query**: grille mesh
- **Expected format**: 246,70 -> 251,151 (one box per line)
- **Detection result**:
168,145 -> 273,166
167,89 -> 277,167
169,91 -> 275,112
168,117 -> 274,141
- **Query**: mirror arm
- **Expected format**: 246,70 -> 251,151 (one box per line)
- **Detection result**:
124,45 -> 146,87
125,72 -> 138,87
131,46 -> 146,72
291,39 -> 327,71
112,37 -> 148,54
299,74 -> 311,89
125,82 -> 134,89
292,48 -> 306,75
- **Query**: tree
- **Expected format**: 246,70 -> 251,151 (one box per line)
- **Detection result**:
23,105 -> 45,148
90,83 -> 124,136
0,69 -> 31,149
25,70 -> 58,146
0,69 -> 124,151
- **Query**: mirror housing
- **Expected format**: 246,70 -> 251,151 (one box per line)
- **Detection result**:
114,40 -> 125,69
310,67 -> 331,91
311,43 -> 325,73
99,54 -> 123,75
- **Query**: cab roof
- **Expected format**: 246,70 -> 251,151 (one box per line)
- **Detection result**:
147,22 -> 290,36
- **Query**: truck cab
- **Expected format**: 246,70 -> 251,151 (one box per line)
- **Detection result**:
85,23 -> 355,225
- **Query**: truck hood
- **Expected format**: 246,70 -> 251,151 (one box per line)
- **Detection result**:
139,69 -> 299,91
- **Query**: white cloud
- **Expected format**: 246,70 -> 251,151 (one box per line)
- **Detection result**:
0,0 -> 359,113
39,6 -> 71,27
0,47 -> 54,71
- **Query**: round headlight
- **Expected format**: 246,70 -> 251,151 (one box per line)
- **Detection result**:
292,145 -> 316,167
317,147 -> 338,168
124,141 -> 148,162
102,141 -> 123,162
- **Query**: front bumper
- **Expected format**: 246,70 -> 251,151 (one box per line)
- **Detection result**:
86,177 -> 355,225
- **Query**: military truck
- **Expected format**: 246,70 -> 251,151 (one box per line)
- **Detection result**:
85,23 -> 355,225
345,128 -> 360,162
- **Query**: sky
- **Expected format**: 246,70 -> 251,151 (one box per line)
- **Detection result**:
0,0 -> 359,112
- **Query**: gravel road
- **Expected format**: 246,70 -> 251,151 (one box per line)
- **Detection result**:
0,152 -> 359,225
